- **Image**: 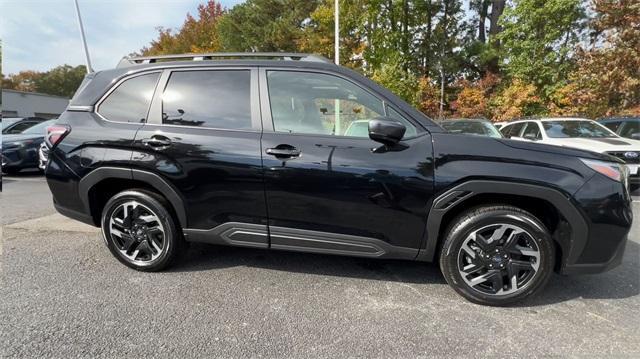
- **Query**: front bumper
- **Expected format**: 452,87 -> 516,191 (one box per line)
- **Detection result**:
561,173 -> 633,274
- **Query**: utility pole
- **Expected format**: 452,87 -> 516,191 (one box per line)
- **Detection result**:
334,0 -> 339,65
334,0 -> 341,135
74,0 -> 93,73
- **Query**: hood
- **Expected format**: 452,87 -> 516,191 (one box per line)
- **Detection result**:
499,138 -> 623,163
544,137 -> 640,153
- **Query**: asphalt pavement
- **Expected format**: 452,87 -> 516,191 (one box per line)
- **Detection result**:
1,173 -> 639,357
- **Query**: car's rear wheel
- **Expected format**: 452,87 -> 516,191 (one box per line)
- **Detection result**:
439,205 -> 555,306
101,189 -> 183,271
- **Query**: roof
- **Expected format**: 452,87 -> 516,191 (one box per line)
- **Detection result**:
441,118 -> 491,122
508,117 -> 591,124
117,52 -> 333,68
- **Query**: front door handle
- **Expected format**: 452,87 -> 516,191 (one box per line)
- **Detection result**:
141,136 -> 171,147
266,146 -> 301,158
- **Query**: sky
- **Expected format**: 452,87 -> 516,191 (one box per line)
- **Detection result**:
1,0 -> 246,75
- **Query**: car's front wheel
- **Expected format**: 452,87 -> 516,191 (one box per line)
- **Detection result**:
439,205 -> 555,306
101,189 -> 183,271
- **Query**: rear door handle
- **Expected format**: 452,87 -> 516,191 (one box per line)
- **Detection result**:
141,136 -> 171,147
266,147 -> 301,158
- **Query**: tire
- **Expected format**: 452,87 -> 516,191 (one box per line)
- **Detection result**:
439,205 -> 555,306
101,189 -> 184,271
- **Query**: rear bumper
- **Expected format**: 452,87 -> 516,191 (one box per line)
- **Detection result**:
54,203 -> 96,226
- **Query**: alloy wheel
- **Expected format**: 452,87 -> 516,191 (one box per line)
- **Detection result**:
108,200 -> 166,265
457,223 -> 541,296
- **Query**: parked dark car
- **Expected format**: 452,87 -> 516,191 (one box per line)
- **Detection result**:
2,117 -> 48,134
598,116 -> 640,140
2,119 -> 56,174
440,118 -> 503,138
45,53 -> 633,306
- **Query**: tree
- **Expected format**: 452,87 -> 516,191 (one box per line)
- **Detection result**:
498,0 -> 586,97
2,70 -> 40,93
371,55 -> 419,107
141,1 -> 225,55
35,65 -> 87,98
217,0 -> 320,52
490,79 -> 545,120
564,0 -> 640,116
297,0 -> 366,69
2,65 -> 87,98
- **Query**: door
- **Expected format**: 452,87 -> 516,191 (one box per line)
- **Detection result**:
259,69 -> 434,258
131,67 -> 269,247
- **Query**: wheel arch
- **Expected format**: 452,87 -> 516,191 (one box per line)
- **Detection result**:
78,167 -> 188,228
418,180 -> 588,271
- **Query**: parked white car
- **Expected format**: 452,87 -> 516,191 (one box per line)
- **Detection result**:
500,117 -> 640,185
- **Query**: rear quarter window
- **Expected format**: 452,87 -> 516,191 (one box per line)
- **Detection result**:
97,72 -> 160,123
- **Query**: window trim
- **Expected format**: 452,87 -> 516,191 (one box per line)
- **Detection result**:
259,67 -> 424,140
95,70 -> 163,125
146,67 -> 261,132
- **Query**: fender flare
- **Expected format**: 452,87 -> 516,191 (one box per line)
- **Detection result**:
78,167 -> 188,228
417,180 -> 588,268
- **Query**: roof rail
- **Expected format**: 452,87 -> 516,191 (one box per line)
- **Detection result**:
117,52 -> 333,68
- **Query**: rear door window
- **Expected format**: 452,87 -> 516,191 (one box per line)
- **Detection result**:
161,70 -> 252,130
98,72 -> 160,123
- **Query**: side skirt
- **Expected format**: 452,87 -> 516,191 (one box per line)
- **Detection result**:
183,223 -> 418,260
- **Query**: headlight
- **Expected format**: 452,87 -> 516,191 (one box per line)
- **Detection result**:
580,158 -> 626,182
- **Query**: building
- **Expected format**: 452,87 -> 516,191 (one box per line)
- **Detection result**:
2,89 -> 69,119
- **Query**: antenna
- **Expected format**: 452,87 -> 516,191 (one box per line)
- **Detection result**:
74,0 -> 94,73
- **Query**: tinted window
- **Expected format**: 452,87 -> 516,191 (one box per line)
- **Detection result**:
522,122 -> 541,140
542,120 -> 616,138
441,120 -> 502,138
98,73 -> 159,123
267,71 -> 417,138
504,123 -> 525,138
601,121 -> 622,132
162,70 -> 252,129
619,121 -> 639,138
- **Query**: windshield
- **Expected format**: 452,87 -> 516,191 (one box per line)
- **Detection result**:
2,118 -> 22,130
442,121 -> 503,138
21,120 -> 57,135
542,120 -> 617,138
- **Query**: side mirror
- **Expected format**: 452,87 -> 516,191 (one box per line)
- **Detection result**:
630,132 -> 640,140
369,118 -> 406,146
523,133 -> 538,141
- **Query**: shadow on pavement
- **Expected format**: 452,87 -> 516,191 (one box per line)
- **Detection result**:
169,239 -> 639,306
170,243 -> 447,285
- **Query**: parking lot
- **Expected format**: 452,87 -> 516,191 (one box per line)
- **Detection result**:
1,172 -> 639,357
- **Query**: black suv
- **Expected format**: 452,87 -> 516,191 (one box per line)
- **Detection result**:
45,53 -> 633,305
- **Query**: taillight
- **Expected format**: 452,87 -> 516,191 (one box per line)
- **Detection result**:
45,125 -> 71,148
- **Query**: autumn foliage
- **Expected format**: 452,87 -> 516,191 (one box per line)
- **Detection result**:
3,0 -> 638,120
